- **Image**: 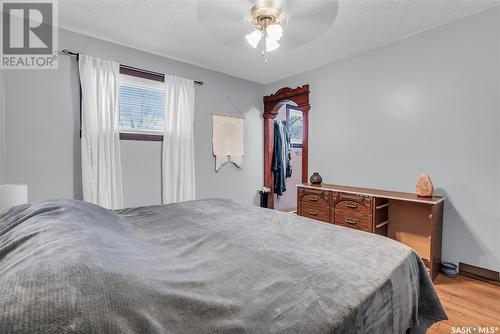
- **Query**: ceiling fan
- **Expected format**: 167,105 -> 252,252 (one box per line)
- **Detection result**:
196,1 -> 338,63
245,1 -> 286,62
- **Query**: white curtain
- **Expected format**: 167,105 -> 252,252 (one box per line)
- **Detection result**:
79,55 -> 123,209
162,75 -> 195,204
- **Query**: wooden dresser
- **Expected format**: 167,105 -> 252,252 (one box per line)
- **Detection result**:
297,183 -> 445,281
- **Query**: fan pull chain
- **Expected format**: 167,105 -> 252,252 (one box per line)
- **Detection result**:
262,30 -> 268,63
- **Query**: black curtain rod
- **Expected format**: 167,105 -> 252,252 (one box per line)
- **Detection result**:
61,49 -> 204,86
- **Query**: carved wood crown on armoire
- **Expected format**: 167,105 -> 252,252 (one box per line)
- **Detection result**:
297,183 -> 445,281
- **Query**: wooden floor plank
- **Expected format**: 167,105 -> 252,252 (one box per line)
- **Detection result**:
428,274 -> 500,333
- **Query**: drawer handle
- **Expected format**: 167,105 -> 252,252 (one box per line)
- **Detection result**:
345,201 -> 358,209
308,209 -> 319,216
308,195 -> 319,202
344,217 -> 358,224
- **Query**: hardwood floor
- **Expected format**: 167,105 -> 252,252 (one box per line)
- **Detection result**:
428,274 -> 500,333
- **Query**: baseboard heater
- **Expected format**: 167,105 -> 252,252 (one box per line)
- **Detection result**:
459,262 -> 500,285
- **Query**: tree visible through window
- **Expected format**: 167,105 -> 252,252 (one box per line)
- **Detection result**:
119,70 -> 165,136
287,106 -> 303,148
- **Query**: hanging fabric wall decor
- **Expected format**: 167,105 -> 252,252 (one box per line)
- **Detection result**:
212,114 -> 244,171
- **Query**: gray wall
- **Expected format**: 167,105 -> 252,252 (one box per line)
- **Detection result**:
0,71 -> 5,184
1,28 -> 263,207
2,8 -> 498,272
265,7 -> 500,272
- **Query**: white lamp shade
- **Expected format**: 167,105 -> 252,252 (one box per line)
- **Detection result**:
245,30 -> 262,48
266,24 -> 283,42
0,184 -> 28,211
265,37 -> 280,52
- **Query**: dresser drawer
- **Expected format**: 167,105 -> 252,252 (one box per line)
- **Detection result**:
298,188 -> 330,207
334,208 -> 371,222
333,210 -> 373,232
333,193 -> 373,215
334,199 -> 371,216
299,203 -> 330,223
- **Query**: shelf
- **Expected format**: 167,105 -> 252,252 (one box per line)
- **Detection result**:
376,203 -> 389,210
421,256 -> 431,263
375,220 -> 389,229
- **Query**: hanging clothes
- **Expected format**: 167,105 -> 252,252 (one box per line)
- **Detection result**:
283,121 -> 292,178
272,120 -> 292,196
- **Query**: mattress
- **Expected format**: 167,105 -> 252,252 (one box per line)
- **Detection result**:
0,198 -> 446,333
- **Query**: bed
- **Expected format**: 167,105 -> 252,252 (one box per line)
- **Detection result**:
0,198 -> 446,333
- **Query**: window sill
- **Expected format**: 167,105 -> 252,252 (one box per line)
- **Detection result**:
119,133 -> 163,141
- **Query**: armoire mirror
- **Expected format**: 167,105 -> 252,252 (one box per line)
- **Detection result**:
263,85 -> 310,210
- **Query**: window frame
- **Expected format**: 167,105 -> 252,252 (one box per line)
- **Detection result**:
286,104 -> 303,149
119,65 -> 165,142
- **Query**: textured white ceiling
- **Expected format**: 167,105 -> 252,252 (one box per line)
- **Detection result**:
58,0 -> 499,84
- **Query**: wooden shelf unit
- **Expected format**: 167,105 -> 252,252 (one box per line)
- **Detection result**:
297,183 -> 445,281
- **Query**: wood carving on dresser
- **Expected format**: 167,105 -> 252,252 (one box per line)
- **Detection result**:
332,193 -> 373,232
297,183 -> 445,281
297,187 -> 330,222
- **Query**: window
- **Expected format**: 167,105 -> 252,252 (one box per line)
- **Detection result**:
286,106 -> 303,148
119,66 -> 165,141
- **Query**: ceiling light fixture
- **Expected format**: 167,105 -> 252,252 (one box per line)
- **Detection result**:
245,1 -> 283,62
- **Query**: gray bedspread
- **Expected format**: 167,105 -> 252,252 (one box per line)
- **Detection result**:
0,198 -> 446,333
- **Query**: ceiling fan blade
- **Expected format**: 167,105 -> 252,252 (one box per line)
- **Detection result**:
197,0 -> 256,47
279,0 -> 339,49
197,0 -> 339,51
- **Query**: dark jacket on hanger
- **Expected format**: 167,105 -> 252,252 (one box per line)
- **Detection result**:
272,120 -> 292,196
